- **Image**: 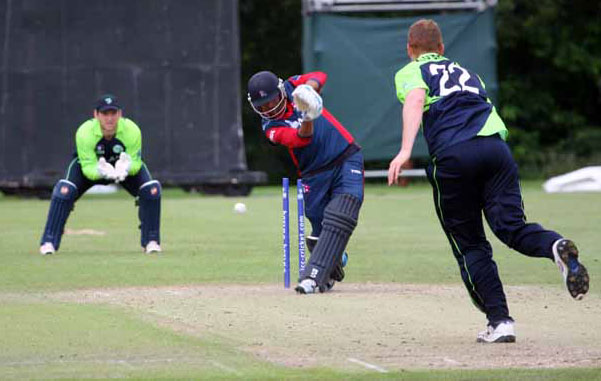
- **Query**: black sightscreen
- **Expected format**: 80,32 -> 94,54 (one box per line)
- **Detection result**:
0,0 -> 264,196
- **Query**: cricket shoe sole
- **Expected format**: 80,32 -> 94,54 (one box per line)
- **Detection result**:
553,239 -> 589,300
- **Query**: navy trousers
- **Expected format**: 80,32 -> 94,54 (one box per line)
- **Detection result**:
302,151 -> 364,237
64,157 -> 153,200
426,135 -> 561,325
40,157 -> 154,248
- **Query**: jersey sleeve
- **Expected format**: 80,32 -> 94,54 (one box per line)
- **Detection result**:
288,72 -> 328,90
265,126 -> 312,148
121,119 -> 143,175
394,62 -> 428,104
75,123 -> 101,181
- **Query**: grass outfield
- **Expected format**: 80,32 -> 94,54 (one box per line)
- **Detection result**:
0,181 -> 599,379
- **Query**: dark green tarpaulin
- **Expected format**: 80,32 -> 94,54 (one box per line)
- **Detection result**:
303,9 -> 498,160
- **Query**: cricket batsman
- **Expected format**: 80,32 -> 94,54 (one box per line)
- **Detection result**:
247,70 -> 364,294
39,94 -> 161,255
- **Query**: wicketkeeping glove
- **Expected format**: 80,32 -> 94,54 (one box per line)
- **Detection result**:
114,152 -> 132,182
292,84 -> 323,121
97,157 -> 118,180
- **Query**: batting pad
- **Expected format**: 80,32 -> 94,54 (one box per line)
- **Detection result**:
138,180 -> 161,247
40,180 -> 78,249
306,235 -> 319,253
302,194 -> 361,287
306,235 -> 345,282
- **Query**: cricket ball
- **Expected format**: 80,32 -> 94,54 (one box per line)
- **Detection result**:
233,202 -> 247,214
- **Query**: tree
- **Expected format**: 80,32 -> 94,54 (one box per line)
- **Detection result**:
239,0 -> 303,181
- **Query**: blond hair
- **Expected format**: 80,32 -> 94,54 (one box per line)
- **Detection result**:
408,19 -> 443,56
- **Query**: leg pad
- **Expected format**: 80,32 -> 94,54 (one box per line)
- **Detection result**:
40,180 -> 78,250
138,180 -> 161,247
301,194 -> 361,286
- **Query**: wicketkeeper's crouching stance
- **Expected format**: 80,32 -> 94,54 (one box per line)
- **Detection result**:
247,70 -> 364,294
39,94 -> 161,255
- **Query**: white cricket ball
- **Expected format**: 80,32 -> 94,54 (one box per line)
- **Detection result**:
233,202 -> 247,214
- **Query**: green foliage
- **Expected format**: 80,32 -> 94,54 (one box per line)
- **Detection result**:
497,0 -> 601,174
508,126 -> 601,178
571,127 -> 601,157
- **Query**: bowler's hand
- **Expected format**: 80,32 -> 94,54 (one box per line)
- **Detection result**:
388,150 -> 411,186
97,157 -> 118,181
114,152 -> 132,182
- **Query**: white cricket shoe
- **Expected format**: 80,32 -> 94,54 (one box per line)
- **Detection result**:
145,241 -> 162,254
552,239 -> 589,300
39,242 -> 56,255
295,278 -> 318,294
477,321 -> 516,343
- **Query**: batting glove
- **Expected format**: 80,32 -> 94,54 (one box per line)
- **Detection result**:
97,157 -> 118,180
114,152 -> 132,182
292,84 -> 323,121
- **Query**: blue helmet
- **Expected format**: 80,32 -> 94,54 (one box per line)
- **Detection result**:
247,71 -> 286,120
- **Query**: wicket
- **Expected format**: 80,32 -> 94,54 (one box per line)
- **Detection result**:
282,177 -> 306,288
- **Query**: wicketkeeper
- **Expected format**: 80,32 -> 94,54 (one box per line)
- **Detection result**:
39,94 -> 161,255
247,70 -> 364,294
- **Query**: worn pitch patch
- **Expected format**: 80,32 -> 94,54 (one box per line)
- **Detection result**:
64,229 -> 106,236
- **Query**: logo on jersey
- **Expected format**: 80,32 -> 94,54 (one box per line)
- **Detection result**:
95,145 -> 105,155
284,119 -> 301,129
113,145 -> 124,154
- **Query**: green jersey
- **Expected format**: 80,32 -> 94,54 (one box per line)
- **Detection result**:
394,53 -> 507,156
74,118 -> 143,181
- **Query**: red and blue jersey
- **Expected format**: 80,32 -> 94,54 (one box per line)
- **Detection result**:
261,72 -> 355,175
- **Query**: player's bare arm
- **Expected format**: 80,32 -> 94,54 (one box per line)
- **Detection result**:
388,88 -> 425,185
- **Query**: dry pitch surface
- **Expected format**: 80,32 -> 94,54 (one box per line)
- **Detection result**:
26,283 -> 599,372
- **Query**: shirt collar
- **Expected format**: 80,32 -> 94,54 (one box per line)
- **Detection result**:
416,53 -> 443,62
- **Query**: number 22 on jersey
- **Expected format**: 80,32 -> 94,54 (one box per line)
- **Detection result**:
429,62 -> 480,96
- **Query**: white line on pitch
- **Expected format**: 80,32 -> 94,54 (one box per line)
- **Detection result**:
443,357 -> 461,365
209,360 -> 241,375
347,357 -> 388,373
